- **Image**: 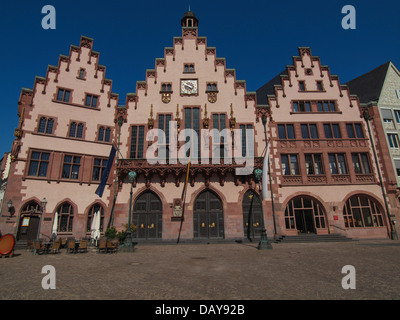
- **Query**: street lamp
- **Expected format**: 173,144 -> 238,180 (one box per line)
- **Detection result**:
122,171 -> 136,252
7,200 -> 13,216
254,168 -> 272,250
36,197 -> 47,240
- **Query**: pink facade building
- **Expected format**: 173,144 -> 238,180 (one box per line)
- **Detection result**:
0,11 -> 397,243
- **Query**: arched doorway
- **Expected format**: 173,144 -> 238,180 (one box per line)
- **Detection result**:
193,189 -> 224,239
242,189 -> 263,241
285,196 -> 327,234
132,191 -> 162,240
17,201 -> 41,241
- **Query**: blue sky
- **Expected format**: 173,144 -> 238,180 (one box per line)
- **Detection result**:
0,0 -> 399,156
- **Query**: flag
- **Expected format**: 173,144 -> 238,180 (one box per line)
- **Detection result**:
262,142 -> 270,200
95,145 -> 116,197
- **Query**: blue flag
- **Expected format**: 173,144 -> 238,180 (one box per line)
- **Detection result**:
95,145 -> 116,197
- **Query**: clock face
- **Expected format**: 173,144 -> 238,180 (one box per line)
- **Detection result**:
181,80 -> 198,95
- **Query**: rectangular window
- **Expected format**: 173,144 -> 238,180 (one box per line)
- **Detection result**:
329,153 -> 347,175
317,100 -> 336,112
346,124 -> 355,138
388,133 -> 400,148
305,154 -> 324,175
130,125 -> 145,158
347,123 -> 364,138
213,114 -> 227,158
301,124 -> 318,139
85,94 -> 98,108
317,81 -> 323,91
324,123 -> 341,139
292,101 -> 311,112
92,158 -> 108,181
278,124 -> 295,139
158,114 -> 172,160
394,159 -> 400,177
281,154 -> 300,175
352,153 -> 371,174
299,81 -> 305,91
62,155 -> 81,180
184,108 -> 200,158
56,89 -> 71,102
239,124 -> 253,158
28,151 -> 50,177
394,110 -> 400,123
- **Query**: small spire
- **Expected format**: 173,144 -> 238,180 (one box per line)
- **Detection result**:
189,4 -> 191,11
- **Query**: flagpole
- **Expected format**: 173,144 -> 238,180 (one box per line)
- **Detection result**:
108,117 -> 123,229
177,149 -> 191,244
262,115 -> 277,238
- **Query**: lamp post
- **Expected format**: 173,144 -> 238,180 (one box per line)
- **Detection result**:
262,115 -> 277,238
254,168 -> 272,250
363,111 -> 398,240
36,197 -> 47,241
122,171 -> 136,252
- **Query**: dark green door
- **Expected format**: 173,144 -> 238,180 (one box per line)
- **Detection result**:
193,190 -> 224,239
132,191 -> 162,240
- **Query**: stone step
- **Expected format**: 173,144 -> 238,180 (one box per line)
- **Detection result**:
274,234 -> 355,243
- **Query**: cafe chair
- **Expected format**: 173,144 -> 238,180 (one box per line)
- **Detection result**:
67,239 -> 76,254
78,240 -> 88,253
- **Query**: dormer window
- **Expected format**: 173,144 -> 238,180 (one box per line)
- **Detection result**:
206,83 -> 217,92
78,68 -> 85,80
184,64 -> 195,73
161,83 -> 172,92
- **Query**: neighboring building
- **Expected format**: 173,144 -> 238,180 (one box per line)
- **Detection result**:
0,11 -> 397,242
346,61 -> 400,236
256,48 -> 396,239
0,36 -> 118,241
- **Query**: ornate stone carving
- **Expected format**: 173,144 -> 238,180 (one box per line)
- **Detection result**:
148,104 -> 154,129
203,104 -> 209,129
161,93 -> 171,104
207,92 -> 217,103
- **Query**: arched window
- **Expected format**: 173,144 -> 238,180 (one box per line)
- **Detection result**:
38,117 -> 47,133
69,122 -> 77,137
79,68 -> 85,79
21,201 -> 41,214
46,118 -> 54,134
86,204 -> 104,232
57,202 -> 74,232
98,127 -> 104,141
343,195 -> 385,228
77,123 -> 84,138
105,128 -> 111,142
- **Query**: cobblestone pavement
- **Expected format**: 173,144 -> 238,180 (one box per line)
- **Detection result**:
1,239 -> 400,300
